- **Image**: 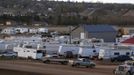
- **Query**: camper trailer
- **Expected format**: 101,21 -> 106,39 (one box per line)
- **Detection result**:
13,44 -> 43,59
43,44 -> 60,54
78,46 -> 100,58
58,44 -> 79,57
98,46 -> 132,60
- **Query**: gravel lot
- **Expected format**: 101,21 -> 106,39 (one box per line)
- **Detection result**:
0,60 -> 117,75
0,69 -> 44,75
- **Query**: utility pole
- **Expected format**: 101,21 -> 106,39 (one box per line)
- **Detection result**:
68,25 -> 80,44
69,26 -> 72,44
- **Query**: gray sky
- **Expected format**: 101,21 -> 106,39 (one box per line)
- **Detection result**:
57,0 -> 134,4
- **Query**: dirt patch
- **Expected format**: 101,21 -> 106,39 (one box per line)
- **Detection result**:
0,60 -> 116,75
0,69 -> 46,75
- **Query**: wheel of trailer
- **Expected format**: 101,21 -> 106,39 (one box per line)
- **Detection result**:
111,59 -> 115,62
86,66 -> 89,68
12,55 -> 15,58
90,64 -> 95,68
45,60 -> 50,64
75,63 -> 80,67
62,61 -> 68,65
126,72 -> 131,75
61,62 -> 66,65
72,64 -> 75,67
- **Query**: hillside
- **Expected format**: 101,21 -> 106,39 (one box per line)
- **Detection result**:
0,0 -> 134,26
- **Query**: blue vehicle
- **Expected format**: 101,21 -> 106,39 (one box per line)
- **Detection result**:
0,51 -> 17,57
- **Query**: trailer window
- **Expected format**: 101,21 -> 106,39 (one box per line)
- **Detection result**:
93,50 -> 96,53
114,52 -> 120,55
37,50 -> 42,53
132,52 -> 134,56
126,52 -> 130,55
25,46 -> 32,48
43,46 -> 46,48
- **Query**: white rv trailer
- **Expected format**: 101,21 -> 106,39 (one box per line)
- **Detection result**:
78,45 -> 100,58
13,36 -> 43,43
15,27 -> 29,34
58,44 -> 79,56
1,27 -> 16,34
38,28 -> 48,33
98,46 -> 132,60
13,44 -> 43,59
0,43 -> 14,50
43,44 -> 60,54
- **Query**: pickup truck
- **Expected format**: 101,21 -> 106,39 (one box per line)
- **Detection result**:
70,58 -> 96,68
42,55 -> 69,65
113,61 -> 134,75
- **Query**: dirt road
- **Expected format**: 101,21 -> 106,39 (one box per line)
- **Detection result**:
0,69 -> 44,75
0,60 -> 116,75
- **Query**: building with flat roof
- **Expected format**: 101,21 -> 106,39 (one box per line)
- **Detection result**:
71,25 -> 117,42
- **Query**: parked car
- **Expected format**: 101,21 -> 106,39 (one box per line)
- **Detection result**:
70,58 -> 96,68
113,64 -> 134,75
111,55 -> 132,62
0,51 -> 17,57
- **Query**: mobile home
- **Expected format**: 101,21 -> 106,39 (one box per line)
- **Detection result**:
13,44 -> 43,59
78,46 -> 100,58
43,44 -> 60,54
58,44 -> 79,56
99,46 -> 132,60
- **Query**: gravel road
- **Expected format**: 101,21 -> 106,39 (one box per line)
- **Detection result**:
0,60 -> 116,75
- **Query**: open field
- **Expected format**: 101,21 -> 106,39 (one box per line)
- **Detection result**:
0,69 -> 44,75
0,60 -> 117,75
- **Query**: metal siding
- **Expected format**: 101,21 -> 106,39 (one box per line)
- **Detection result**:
84,25 -> 116,32
88,32 -> 117,42
71,25 -> 117,42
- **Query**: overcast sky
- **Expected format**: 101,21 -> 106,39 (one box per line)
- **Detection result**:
57,0 -> 134,4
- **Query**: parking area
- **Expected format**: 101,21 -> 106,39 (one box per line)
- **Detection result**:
0,60 -> 116,75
